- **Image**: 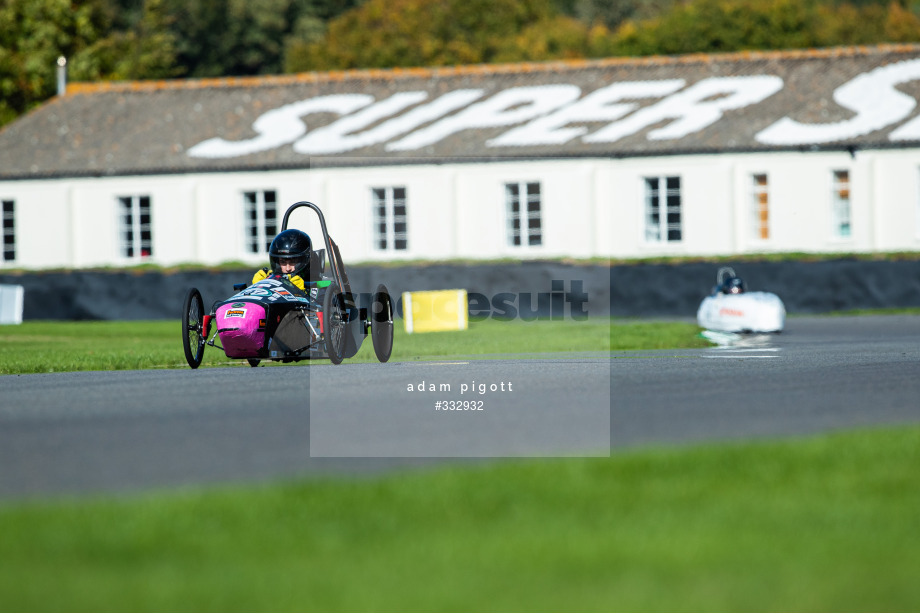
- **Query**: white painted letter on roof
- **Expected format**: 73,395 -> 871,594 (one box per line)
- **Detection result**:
294,90 -> 484,154
187,94 -> 373,158
757,58 -> 920,145
386,85 -> 582,151
585,75 -> 784,144
489,80 -> 685,147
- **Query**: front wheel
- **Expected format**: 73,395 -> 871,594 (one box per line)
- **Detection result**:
182,288 -> 206,369
323,286 -> 347,365
371,284 -> 394,363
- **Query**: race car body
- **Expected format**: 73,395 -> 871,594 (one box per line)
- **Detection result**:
697,291 -> 786,333
215,276 -> 333,360
696,267 -> 786,333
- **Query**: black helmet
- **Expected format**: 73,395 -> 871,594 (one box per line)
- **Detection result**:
269,229 -> 311,279
722,276 -> 746,294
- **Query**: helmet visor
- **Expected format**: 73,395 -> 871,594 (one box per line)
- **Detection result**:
272,254 -> 308,276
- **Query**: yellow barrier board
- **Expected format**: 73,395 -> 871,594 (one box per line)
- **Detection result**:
402,289 -> 468,333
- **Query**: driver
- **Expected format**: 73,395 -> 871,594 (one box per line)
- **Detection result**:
252,229 -> 312,291
721,275 -> 746,294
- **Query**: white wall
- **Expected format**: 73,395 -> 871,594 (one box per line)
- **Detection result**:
866,149 -> 920,250
2,148 -> 920,271
68,175 -> 204,267
3,180 -> 75,269
729,149 -> 920,254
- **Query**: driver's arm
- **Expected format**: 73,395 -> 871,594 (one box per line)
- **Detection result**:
252,268 -> 270,284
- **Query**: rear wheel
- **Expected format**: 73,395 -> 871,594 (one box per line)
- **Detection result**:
323,286 -> 347,365
371,284 -> 394,363
182,288 -> 205,369
247,359 -> 261,367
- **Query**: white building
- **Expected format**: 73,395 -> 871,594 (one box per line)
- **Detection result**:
2,44 -> 920,270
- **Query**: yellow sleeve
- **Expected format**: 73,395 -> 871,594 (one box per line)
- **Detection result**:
289,275 -> 305,291
252,268 -> 270,284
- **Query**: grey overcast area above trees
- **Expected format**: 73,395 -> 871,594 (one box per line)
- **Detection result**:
2,0 -> 920,127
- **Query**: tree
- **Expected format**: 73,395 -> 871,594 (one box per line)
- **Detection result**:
162,0 -> 364,77
815,1 -> 920,45
882,1 -> 920,41
0,0 -> 109,125
607,0 -> 920,57
568,0 -> 681,31
70,0 -> 180,81
492,15 -> 596,62
284,0 -> 598,71
0,0 -> 365,127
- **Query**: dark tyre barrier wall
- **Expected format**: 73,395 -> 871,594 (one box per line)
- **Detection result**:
608,259 -> 920,317
2,258 -> 920,321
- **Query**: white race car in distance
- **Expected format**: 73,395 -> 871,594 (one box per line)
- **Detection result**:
696,267 -> 786,333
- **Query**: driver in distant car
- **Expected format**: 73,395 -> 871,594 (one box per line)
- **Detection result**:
721,274 -> 746,294
252,229 -> 312,292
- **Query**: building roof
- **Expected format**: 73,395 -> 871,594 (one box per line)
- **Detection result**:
3,44 -> 920,179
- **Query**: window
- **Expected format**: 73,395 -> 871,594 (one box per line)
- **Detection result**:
751,173 -> 770,240
372,187 -> 408,251
2,200 -> 14,262
505,182 -> 542,247
118,195 -> 152,258
832,170 -> 851,238
644,176 -> 682,242
244,190 -> 277,254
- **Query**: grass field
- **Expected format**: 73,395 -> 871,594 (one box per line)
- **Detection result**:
0,426 -> 918,611
0,317 -> 708,374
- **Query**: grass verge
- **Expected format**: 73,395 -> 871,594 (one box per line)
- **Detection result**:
823,306 -> 920,316
0,425 -> 918,611
0,318 -> 707,374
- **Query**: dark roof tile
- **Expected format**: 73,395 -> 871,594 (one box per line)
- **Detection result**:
2,45 -> 920,179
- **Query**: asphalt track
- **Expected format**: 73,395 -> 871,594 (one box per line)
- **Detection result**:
0,315 -> 917,500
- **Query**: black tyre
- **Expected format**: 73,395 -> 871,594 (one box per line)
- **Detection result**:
247,359 -> 261,367
371,283 -> 394,363
323,286 -> 347,365
182,287 -> 205,369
